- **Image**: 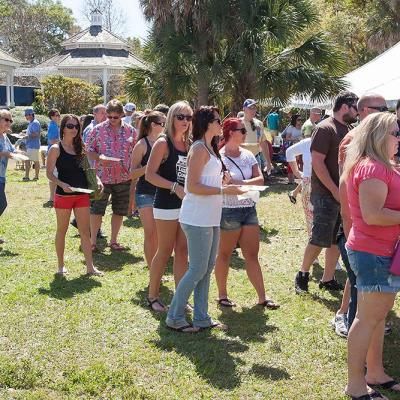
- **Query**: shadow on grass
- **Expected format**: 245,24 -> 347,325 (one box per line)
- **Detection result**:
0,248 -> 19,257
153,326 -> 248,389
92,251 -> 143,272
218,306 -> 279,343
123,217 -> 142,229
38,274 -> 102,299
259,226 -> 279,244
249,364 -> 291,381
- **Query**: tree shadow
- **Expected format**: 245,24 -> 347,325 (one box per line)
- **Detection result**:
123,217 -> 142,229
152,325 -> 248,389
92,251 -> 143,272
217,306 -> 279,343
259,226 -> 279,244
38,274 -> 102,299
0,249 -> 19,257
249,364 -> 291,381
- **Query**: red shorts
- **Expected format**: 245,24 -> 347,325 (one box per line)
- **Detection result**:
54,194 -> 90,209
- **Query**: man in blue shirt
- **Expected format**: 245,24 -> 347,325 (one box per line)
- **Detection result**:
266,108 -> 280,141
83,104 -> 106,144
23,108 -> 41,181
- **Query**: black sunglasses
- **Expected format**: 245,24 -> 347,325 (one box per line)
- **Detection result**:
65,123 -> 80,130
2,117 -> 13,123
211,118 -> 221,125
107,115 -> 121,120
389,131 -> 400,138
233,128 -> 247,135
368,106 -> 389,112
154,121 -> 166,127
175,114 -> 193,121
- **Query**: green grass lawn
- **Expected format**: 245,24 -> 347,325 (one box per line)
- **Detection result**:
1,166 -> 400,400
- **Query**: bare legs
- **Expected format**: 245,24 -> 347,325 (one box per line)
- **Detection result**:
138,207 -> 158,268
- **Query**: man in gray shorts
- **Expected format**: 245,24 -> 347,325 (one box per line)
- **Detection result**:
86,99 -> 136,251
294,91 -> 358,293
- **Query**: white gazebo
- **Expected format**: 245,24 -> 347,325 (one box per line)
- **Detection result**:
0,49 -> 21,106
15,9 -> 147,101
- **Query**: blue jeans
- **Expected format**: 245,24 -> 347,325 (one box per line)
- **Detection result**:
0,183 -> 6,216
337,234 -> 357,329
166,224 -> 220,328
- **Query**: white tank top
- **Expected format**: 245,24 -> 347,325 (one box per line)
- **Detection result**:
179,141 -> 223,227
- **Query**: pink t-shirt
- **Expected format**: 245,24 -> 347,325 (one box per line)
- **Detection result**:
346,159 -> 400,256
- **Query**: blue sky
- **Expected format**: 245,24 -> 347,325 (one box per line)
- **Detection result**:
60,0 -> 150,40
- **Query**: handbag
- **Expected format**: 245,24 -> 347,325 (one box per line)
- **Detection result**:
389,239 -> 400,276
80,156 -> 103,200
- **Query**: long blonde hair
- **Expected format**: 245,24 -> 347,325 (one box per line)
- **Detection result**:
342,112 -> 397,179
164,100 -> 192,145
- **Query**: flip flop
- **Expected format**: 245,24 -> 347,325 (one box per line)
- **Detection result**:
86,269 -> 104,276
258,299 -> 280,309
287,192 -> 296,204
147,297 -> 167,312
367,380 -> 400,392
167,324 -> 199,333
217,298 -> 236,307
109,242 -> 128,251
199,322 -> 228,331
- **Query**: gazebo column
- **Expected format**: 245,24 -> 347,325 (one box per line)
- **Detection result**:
5,72 -> 10,107
102,68 -> 108,103
10,69 -> 15,106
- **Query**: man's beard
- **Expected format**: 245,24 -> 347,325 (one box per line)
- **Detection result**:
343,112 -> 358,124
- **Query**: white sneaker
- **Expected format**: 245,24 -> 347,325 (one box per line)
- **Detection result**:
335,261 -> 342,271
331,312 -> 348,338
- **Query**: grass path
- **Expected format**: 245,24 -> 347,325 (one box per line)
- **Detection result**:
1,167 -> 400,399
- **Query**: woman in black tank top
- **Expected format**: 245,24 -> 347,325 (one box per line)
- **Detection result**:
46,114 -> 103,276
130,111 -> 166,269
145,101 -> 192,312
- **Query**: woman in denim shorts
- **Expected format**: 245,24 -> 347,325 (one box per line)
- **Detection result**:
131,111 -> 166,269
214,118 -> 279,309
342,112 -> 400,399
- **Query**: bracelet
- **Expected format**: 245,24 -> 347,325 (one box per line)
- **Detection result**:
170,182 -> 178,194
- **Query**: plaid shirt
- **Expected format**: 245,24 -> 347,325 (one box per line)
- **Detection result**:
86,120 -> 136,184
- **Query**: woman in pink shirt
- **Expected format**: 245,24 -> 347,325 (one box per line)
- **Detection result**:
342,112 -> 400,399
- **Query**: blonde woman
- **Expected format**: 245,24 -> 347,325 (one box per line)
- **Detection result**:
342,112 -> 400,399
145,101 -> 192,312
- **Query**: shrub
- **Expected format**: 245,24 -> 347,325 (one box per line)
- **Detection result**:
34,75 -> 103,115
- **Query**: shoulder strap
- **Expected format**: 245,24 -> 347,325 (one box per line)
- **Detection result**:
144,136 -> 151,151
226,156 -> 245,180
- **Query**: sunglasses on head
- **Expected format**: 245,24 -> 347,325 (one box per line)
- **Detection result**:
65,123 -> 79,130
233,128 -> 247,135
175,114 -> 193,122
368,105 -> 389,112
154,121 -> 166,127
2,117 -> 13,123
107,115 -> 121,120
389,131 -> 400,138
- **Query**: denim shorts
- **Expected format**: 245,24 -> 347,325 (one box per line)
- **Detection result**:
310,193 -> 341,248
346,247 -> 400,293
220,206 -> 258,230
135,193 -> 154,209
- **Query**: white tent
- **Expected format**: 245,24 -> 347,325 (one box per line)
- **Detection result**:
289,40 -> 400,109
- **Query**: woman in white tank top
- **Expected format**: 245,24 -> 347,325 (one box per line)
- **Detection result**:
166,106 -> 244,332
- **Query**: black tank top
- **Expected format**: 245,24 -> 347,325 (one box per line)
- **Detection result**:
136,137 -> 156,196
153,136 -> 187,209
55,143 -> 88,195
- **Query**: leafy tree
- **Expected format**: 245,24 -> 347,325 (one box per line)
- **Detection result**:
34,75 -> 103,115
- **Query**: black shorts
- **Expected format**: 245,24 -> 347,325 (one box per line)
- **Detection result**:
309,193 -> 341,248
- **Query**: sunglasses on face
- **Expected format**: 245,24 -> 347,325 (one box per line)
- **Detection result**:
389,131 -> 400,138
175,114 -> 193,122
368,105 -> 389,112
107,115 -> 121,120
233,128 -> 247,135
2,118 -> 13,123
211,118 -> 221,125
65,123 -> 79,130
154,121 -> 166,127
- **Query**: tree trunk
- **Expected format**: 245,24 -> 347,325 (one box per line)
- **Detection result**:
197,63 -> 210,107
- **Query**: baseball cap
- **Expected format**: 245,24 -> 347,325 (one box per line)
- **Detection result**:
24,108 -> 34,116
124,103 -> 136,112
243,99 -> 258,108
310,107 -> 322,114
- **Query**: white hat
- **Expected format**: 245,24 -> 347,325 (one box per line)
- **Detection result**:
124,103 -> 136,112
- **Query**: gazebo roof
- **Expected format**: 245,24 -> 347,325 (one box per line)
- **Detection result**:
0,48 -> 21,68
